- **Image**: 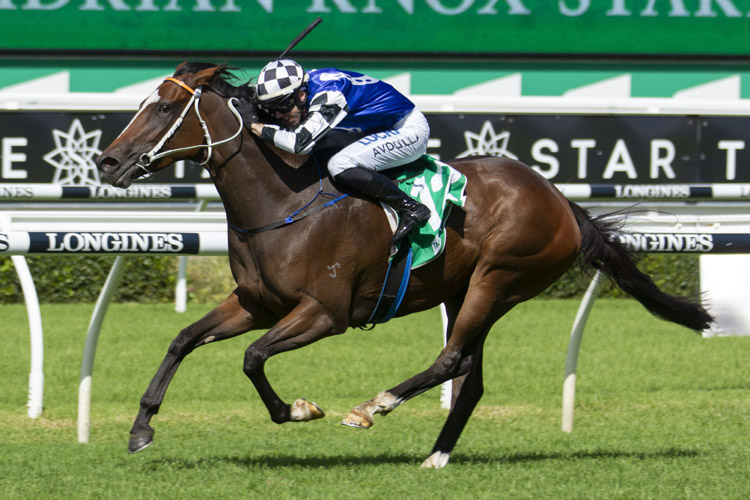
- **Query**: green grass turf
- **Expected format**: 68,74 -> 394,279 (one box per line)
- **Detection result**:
2,300 -> 749,499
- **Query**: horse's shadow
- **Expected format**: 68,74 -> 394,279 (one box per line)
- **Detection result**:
143,447 -> 700,470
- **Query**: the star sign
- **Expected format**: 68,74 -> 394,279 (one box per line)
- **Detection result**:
458,121 -> 518,160
43,119 -> 103,186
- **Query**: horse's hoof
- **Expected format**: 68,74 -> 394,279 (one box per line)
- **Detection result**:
421,451 -> 450,469
128,430 -> 154,454
289,398 -> 325,422
340,408 -> 373,429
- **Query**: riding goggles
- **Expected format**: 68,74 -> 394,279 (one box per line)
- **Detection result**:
260,91 -> 300,114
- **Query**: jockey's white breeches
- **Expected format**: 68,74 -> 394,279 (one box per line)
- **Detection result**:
327,109 -> 430,177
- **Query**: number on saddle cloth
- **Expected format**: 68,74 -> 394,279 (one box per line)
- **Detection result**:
392,155 -> 468,269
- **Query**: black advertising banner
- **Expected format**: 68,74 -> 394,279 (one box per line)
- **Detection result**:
700,116 -> 750,183
0,112 -> 210,185
1,111 -> 750,186
426,114 -> 722,184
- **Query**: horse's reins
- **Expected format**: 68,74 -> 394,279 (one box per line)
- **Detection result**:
135,77 -> 244,174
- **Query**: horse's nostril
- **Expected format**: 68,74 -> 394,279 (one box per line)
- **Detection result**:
99,156 -> 120,172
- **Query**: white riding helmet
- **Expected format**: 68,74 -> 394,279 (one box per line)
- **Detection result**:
256,59 -> 309,105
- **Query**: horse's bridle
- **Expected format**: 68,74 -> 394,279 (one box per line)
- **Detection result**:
136,77 -> 244,174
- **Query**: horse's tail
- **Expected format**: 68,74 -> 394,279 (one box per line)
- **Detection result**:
569,201 -> 713,332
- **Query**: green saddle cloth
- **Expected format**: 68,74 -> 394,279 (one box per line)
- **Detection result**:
394,155 -> 467,269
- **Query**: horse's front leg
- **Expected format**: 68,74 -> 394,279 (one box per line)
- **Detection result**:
242,297 -> 341,424
129,291 -> 274,453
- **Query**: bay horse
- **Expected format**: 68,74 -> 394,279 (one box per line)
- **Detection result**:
96,63 -> 713,469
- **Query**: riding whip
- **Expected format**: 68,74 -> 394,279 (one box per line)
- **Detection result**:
278,16 -> 322,60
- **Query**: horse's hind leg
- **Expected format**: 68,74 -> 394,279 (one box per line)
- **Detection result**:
422,338 -> 486,469
129,291 -> 273,453
340,320 -> 492,430
341,274 -> 515,435
420,294 -> 487,468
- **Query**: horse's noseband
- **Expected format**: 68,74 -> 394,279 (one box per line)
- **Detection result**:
135,77 -> 243,174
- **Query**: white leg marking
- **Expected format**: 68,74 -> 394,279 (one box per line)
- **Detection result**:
421,451 -> 450,469
289,398 -> 325,422
341,391 -> 402,429
371,391 -> 401,415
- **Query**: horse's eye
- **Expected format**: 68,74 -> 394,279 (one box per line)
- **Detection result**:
158,104 -> 172,113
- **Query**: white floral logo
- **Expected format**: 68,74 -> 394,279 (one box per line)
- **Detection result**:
43,119 -> 102,186
458,121 -> 518,160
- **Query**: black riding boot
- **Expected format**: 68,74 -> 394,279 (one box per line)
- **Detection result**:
335,167 -> 431,246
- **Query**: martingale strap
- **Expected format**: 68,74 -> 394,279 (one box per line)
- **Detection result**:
230,194 -> 348,235
229,154 -> 348,235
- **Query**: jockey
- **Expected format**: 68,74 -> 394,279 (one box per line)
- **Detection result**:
249,59 -> 431,246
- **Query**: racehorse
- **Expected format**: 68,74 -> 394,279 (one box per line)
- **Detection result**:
96,63 -> 713,469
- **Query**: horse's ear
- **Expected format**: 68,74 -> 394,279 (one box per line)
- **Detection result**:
193,65 -> 223,87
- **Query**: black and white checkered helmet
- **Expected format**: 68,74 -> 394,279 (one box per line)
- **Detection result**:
256,59 -> 309,104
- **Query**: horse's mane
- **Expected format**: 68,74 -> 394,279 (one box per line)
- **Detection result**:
174,62 -> 255,100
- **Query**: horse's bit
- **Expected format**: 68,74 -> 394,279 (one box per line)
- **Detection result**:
136,77 -> 244,174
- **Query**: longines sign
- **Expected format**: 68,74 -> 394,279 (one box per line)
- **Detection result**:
1,1 -> 748,56
2,111 -> 750,185
4,231 -> 750,255
31,232 -> 195,253
0,231 -> 201,253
